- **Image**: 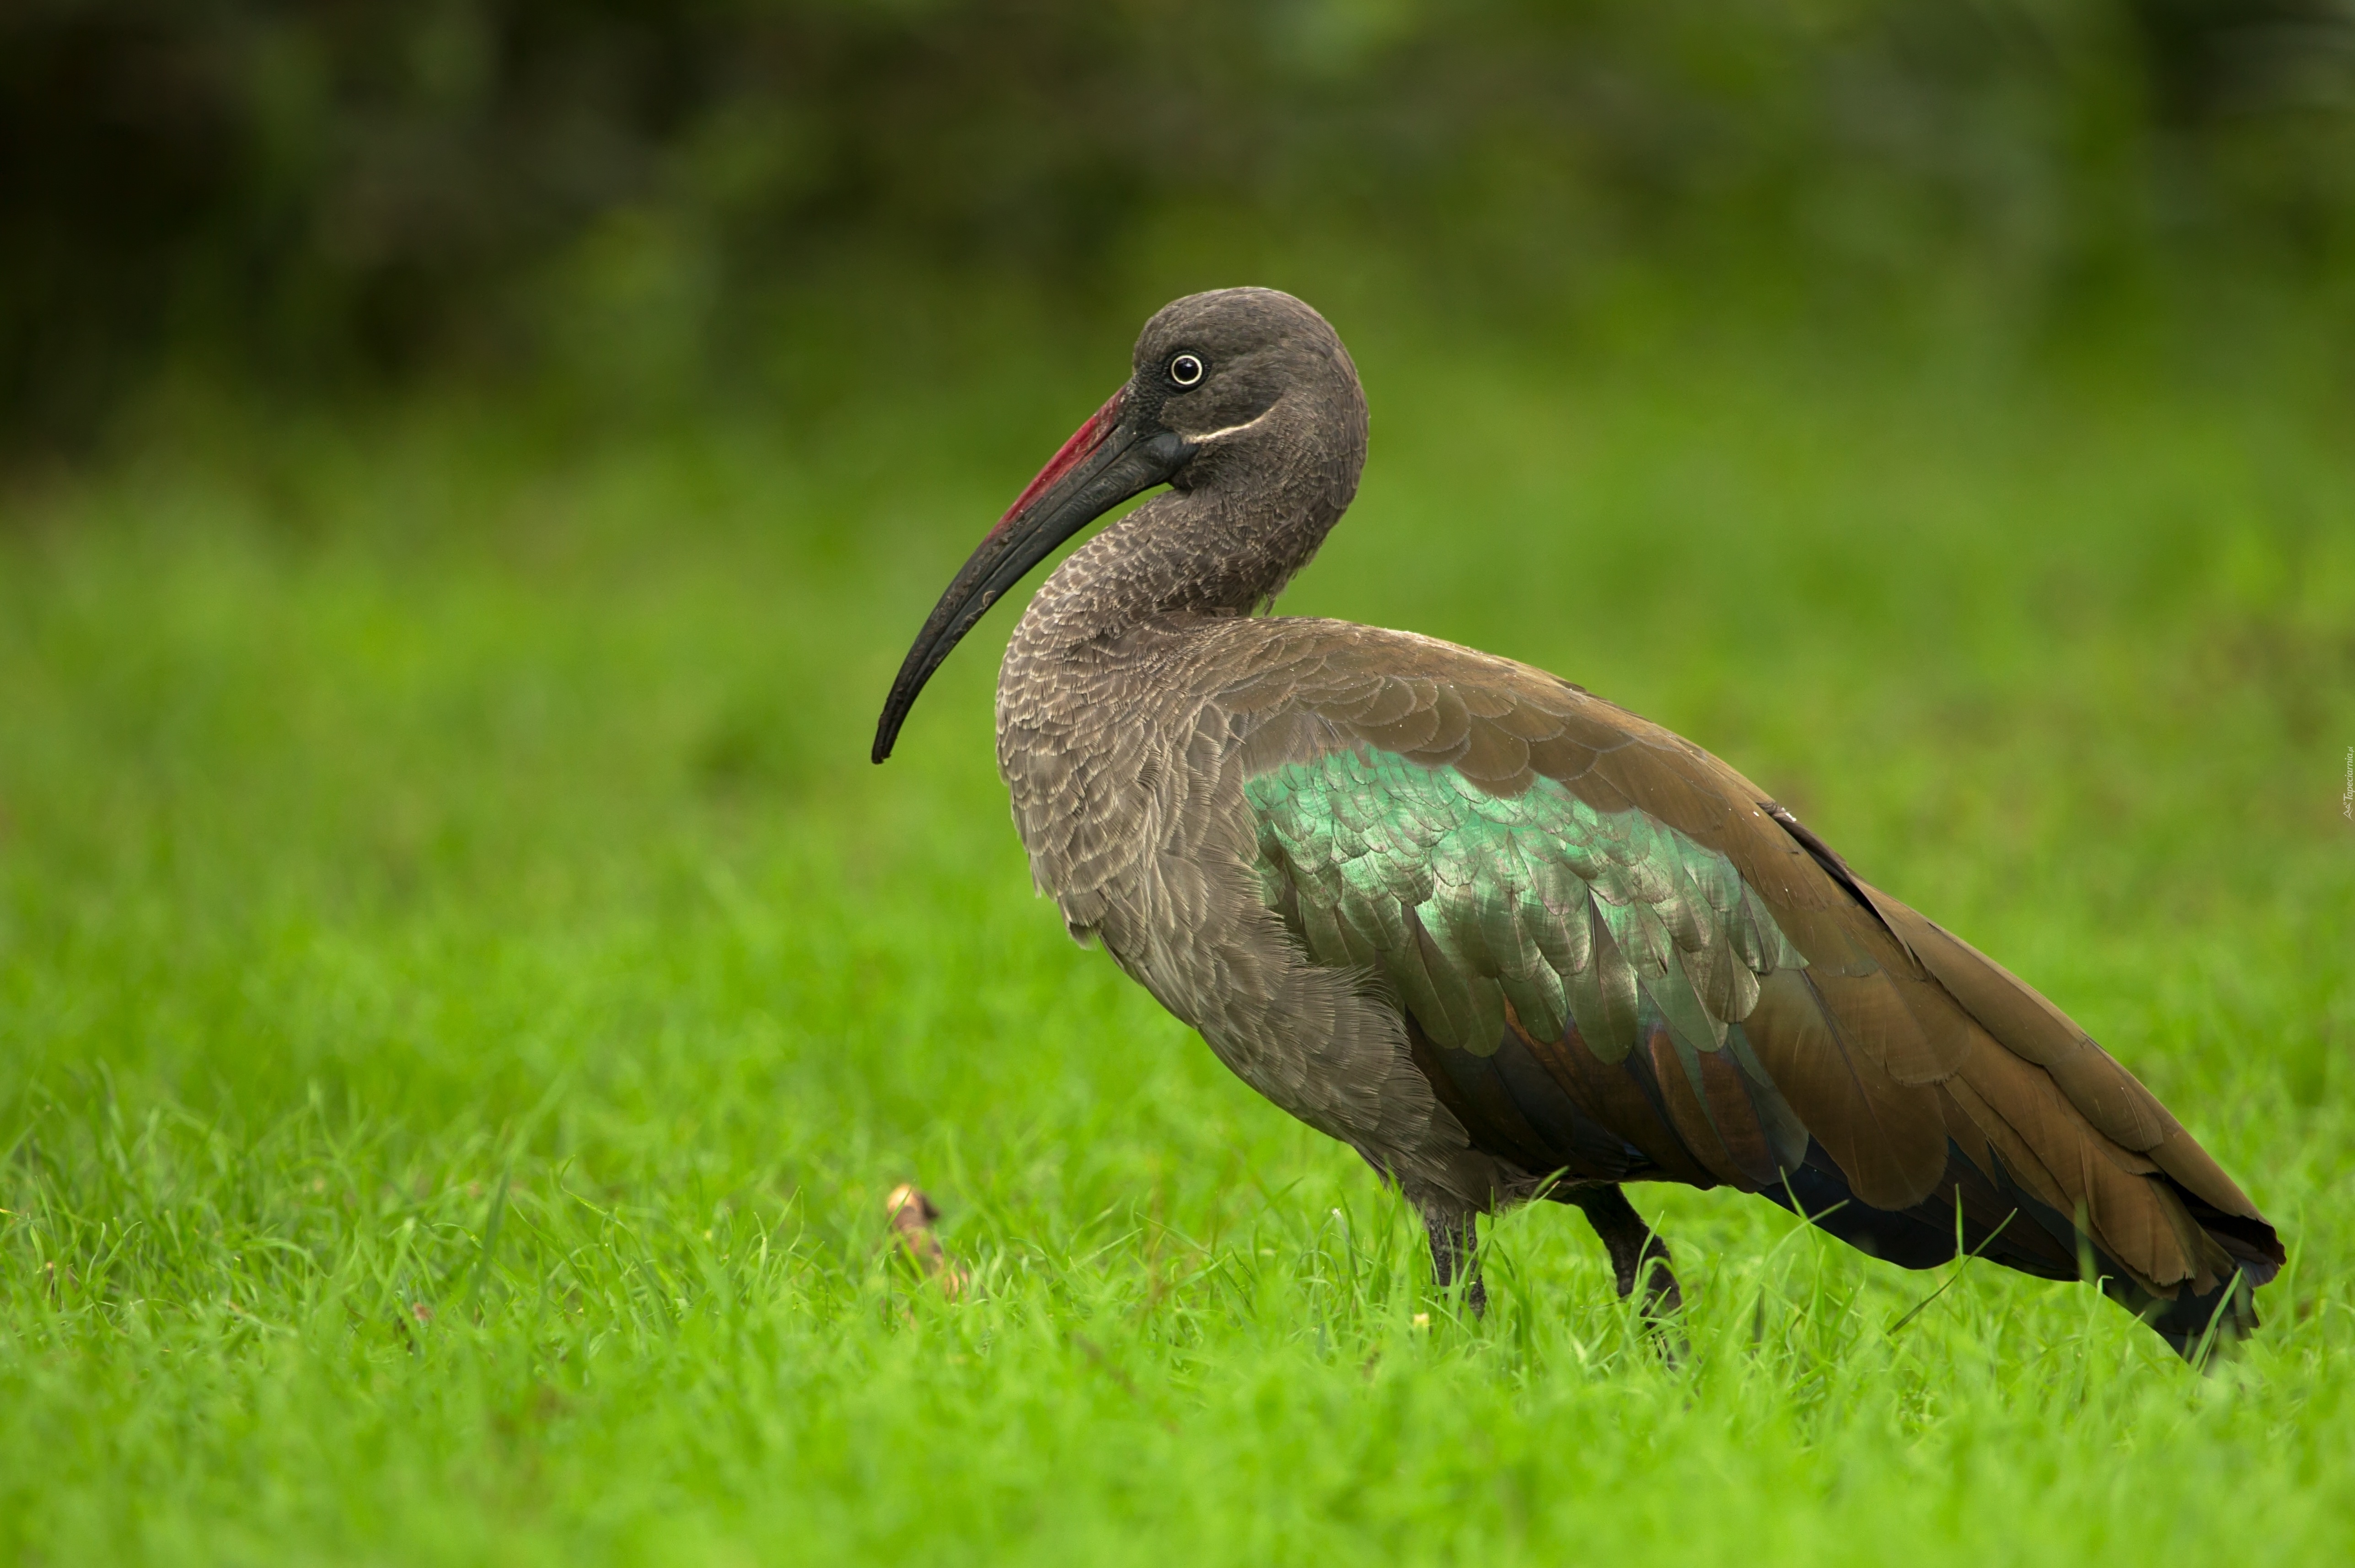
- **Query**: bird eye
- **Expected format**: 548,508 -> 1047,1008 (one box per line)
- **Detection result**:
1168,353 -> 1205,387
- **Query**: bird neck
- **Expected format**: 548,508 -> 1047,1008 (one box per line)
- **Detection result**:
1013,424 -> 1364,660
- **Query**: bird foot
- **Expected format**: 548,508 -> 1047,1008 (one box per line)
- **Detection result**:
1570,1186 -> 1686,1356
1422,1207 -> 1487,1318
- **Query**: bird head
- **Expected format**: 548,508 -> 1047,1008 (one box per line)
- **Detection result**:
872,287 -> 1363,763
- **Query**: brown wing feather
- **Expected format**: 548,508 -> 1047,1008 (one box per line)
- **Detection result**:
1217,619 -> 2283,1302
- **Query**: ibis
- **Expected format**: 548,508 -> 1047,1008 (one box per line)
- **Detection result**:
873,287 -> 2282,1357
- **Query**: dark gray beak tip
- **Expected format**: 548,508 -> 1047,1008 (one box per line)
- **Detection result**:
869,386 -> 1189,765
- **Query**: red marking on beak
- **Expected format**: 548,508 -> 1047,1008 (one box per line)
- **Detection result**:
991,387 -> 1127,536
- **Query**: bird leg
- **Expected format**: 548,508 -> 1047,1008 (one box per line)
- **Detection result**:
1568,1186 -> 1683,1322
1422,1207 -> 1487,1317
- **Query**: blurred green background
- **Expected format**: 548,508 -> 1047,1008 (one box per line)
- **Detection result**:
7,0 -> 2355,441
4,4 -> 2355,1563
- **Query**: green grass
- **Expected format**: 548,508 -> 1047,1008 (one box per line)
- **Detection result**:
4,317 -> 2353,1564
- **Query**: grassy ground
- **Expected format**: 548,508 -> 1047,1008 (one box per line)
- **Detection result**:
3,313 -> 2352,1564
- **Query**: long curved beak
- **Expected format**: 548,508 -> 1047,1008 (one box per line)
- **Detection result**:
871,386 -> 1191,763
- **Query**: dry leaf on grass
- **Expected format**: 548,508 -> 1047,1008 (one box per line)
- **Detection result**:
886,1183 -> 969,1300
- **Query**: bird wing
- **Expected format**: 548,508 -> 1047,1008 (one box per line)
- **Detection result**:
1209,618 -> 2281,1311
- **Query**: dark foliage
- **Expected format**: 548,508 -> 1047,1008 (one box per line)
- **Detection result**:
4,0 -> 2351,439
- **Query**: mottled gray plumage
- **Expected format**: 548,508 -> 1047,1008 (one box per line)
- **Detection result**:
874,286 -> 2282,1358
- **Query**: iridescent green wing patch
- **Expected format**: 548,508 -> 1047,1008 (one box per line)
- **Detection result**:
1245,747 -> 1806,1066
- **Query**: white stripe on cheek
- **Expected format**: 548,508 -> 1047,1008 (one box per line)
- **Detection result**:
1182,408 -> 1273,444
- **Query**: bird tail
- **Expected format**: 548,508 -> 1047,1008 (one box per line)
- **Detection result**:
1760,1137 -> 2282,1360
